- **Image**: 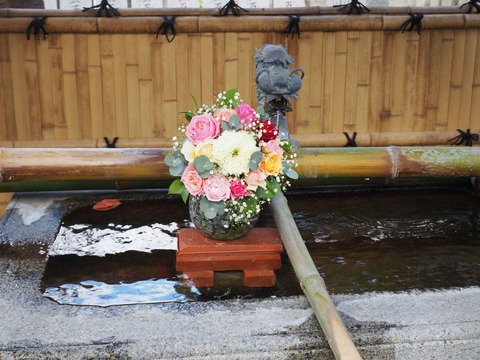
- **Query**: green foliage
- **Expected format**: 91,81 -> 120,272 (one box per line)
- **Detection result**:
200,196 -> 226,219
282,161 -> 299,179
249,151 -> 264,171
256,177 -> 282,199
165,150 -> 187,176
168,179 -> 189,203
193,155 -> 214,178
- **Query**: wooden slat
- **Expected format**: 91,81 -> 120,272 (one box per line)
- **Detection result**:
294,32 -> 312,134
163,38 -> 178,138
322,32 -> 335,134
188,34 -> 201,105
23,38 -> 42,140
61,34 -> 80,139
175,34 -> 190,130
343,31 -> 360,132
436,30 -> 455,131
390,32 -> 407,132
470,30 -> 480,129
200,33 -> 214,103
138,34 -> 154,138
8,34 -> 29,140
308,32 -> 323,134
100,34 -> 117,137
237,33 -> 251,101
447,30 -> 466,131
225,32 -> 238,92
368,31 -> 383,133
380,32 -> 394,132
412,31 -> 430,132
355,31 -> 372,133
424,31 -> 443,131
74,34 -> 92,139
332,31 -> 347,133
0,35 -> 16,140
87,35 -> 104,138
458,29 -> 477,130
213,33 -> 226,97
402,32 -> 420,133
112,34 -> 129,138
125,35 -> 141,138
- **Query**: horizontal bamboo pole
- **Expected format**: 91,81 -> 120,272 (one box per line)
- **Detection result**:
1,14 -> 479,34
270,193 -> 362,360
0,131 -> 477,149
1,147 -> 480,183
0,7 -> 470,18
295,130 -> 480,147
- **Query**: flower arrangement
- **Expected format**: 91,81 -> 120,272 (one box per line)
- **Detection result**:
165,89 -> 298,233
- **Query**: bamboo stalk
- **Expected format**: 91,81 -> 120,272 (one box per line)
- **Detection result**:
0,14 -> 478,35
1,147 -> 480,183
0,131 -> 478,149
270,193 -> 362,360
0,7 -> 470,18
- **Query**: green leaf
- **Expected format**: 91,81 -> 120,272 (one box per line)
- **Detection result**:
249,151 -> 264,171
229,114 -> 240,129
189,93 -> 200,112
286,168 -> 299,180
168,180 -> 190,203
221,121 -> 232,131
180,111 -> 195,122
280,140 -> 293,152
199,196 -> 225,219
266,178 -> 282,197
193,155 -> 214,178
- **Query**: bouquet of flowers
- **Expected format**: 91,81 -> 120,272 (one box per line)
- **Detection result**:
165,90 -> 298,235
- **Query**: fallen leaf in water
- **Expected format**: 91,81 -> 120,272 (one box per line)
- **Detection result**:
93,199 -> 121,211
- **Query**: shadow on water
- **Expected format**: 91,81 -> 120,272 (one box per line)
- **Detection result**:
41,187 -> 480,306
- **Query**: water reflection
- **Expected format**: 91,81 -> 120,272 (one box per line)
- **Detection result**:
41,188 -> 480,305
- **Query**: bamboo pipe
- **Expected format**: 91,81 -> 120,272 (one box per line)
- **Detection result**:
0,7 -> 471,18
0,131 -> 478,149
1,14 -> 480,34
270,194 -> 362,360
1,147 -> 480,183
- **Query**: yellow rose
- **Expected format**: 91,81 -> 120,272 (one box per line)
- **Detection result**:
195,139 -> 215,159
259,152 -> 282,176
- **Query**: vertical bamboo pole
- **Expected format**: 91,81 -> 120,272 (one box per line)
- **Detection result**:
270,194 -> 362,360
125,34 -> 142,138
149,34 -> 162,138
87,35 -> 105,139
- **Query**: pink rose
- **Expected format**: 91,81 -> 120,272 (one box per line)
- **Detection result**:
186,114 -> 220,145
214,108 -> 236,123
236,104 -> 256,127
244,170 -> 267,191
181,164 -> 204,196
262,139 -> 284,156
204,174 -> 231,202
230,179 -> 248,200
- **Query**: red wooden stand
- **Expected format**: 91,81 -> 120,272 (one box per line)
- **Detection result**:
176,228 -> 283,288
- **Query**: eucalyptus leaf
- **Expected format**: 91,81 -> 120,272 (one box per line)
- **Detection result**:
249,151 -> 264,171
193,155 -> 214,178
229,114 -> 240,129
286,168 -> 299,179
222,121 -> 232,131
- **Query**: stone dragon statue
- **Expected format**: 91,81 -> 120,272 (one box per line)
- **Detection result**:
254,44 -> 304,142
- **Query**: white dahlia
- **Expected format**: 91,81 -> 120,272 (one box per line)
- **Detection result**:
212,130 -> 259,176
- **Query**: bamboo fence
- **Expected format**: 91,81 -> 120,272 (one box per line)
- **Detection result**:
0,8 -> 479,144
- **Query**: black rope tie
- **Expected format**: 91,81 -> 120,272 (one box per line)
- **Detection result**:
83,0 -> 120,17
334,0 -> 370,15
104,137 -> 119,148
400,13 -> 424,34
219,0 -> 248,16
448,129 -> 479,147
343,132 -> 358,147
156,16 -> 177,43
283,15 -> 301,39
460,0 -> 480,13
26,16 -> 48,40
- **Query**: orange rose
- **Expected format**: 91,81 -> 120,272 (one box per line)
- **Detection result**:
259,153 -> 282,176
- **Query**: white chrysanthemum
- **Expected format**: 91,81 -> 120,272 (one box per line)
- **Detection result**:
212,130 -> 259,176
180,140 -> 196,162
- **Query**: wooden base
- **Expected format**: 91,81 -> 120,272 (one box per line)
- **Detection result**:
176,228 -> 283,288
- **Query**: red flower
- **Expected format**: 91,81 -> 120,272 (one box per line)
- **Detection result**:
258,120 -> 278,142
